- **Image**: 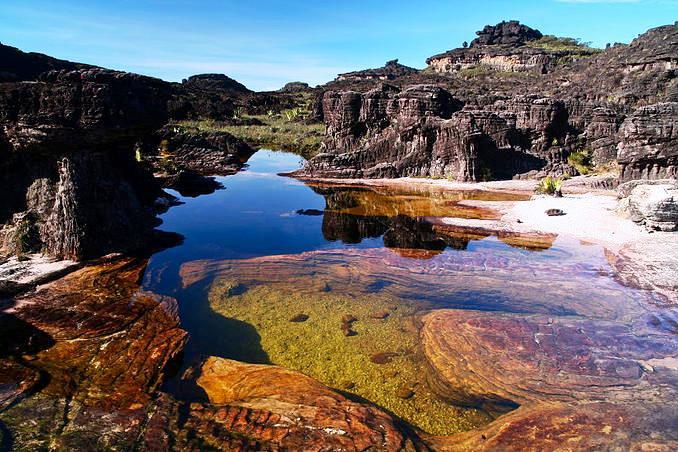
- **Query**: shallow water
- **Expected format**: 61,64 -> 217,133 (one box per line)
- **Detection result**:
142,150 -> 661,435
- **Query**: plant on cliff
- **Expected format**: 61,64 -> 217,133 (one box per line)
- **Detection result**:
536,176 -> 563,197
528,35 -> 601,53
567,150 -> 593,175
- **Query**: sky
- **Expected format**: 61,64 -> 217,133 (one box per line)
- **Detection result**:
1,0 -> 676,91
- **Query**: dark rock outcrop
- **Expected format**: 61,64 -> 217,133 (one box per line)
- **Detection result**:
304,84 -> 575,180
0,42 -> 93,82
336,59 -> 420,82
181,73 -> 251,94
307,23 -> 677,182
169,73 -> 297,120
147,125 -> 255,174
280,81 -> 311,92
0,68 -> 171,259
471,20 -> 543,48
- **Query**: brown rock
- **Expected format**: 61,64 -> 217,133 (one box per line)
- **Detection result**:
370,352 -> 400,365
289,313 -> 309,322
196,357 -> 421,450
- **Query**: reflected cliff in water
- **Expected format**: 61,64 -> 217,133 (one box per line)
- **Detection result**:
307,183 -> 551,256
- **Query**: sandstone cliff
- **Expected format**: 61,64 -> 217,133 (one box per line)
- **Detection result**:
0,69 -> 172,259
304,22 -> 677,182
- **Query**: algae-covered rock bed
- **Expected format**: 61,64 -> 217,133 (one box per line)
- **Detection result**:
207,280 -> 493,435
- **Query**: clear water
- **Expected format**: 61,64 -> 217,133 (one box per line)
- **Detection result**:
141,150 -> 660,435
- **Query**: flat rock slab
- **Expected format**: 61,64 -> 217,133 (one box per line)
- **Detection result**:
421,309 -> 678,449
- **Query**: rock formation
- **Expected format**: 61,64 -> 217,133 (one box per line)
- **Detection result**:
303,84 -> 574,180
421,310 -> 678,449
304,22 -> 677,183
0,68 -> 172,259
427,21 -> 595,75
336,59 -> 420,82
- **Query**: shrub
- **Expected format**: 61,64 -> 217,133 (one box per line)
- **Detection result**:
535,176 -> 563,197
567,150 -> 592,175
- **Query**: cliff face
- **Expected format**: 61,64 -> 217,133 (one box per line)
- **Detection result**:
0,69 -> 172,260
305,84 -> 574,180
427,21 -> 596,75
305,23 -> 677,182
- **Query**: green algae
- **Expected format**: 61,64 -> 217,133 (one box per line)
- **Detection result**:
208,279 -> 493,436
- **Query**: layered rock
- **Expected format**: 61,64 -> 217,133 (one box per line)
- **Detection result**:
617,102 -> 678,181
427,21 -> 595,75
336,59 -> 420,82
304,84 -> 576,180
0,257 -> 187,449
421,310 -> 678,449
0,68 -> 172,259
195,357 -> 421,450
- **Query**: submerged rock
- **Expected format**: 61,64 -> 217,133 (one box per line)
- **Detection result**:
370,352 -> 400,365
545,208 -> 566,216
421,309 -> 678,448
289,313 -> 310,322
196,357 -> 421,450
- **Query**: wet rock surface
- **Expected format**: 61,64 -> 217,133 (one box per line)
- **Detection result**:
421,309 -> 678,449
0,257 -> 187,449
196,357 -> 421,450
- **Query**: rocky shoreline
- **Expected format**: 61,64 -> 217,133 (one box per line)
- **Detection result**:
1,18 -> 677,451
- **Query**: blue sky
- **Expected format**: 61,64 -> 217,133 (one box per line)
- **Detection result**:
1,0 -> 676,90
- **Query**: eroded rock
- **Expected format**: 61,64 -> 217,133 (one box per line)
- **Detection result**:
196,357 -> 421,450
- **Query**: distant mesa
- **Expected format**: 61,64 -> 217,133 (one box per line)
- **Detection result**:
336,59 -> 419,82
280,81 -> 311,92
181,73 -> 252,94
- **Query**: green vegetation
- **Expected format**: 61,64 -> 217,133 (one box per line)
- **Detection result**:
528,35 -> 601,53
208,280 -> 492,435
567,149 -> 593,175
11,214 -> 36,258
456,65 -> 530,79
535,176 -> 563,196
181,116 -> 325,160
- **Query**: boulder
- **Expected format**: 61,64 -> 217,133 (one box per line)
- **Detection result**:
619,180 -> 678,231
195,357 -> 421,450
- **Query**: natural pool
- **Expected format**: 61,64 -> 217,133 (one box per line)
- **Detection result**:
142,150 -> 661,435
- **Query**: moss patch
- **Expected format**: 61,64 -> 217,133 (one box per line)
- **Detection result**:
208,280 -> 492,435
